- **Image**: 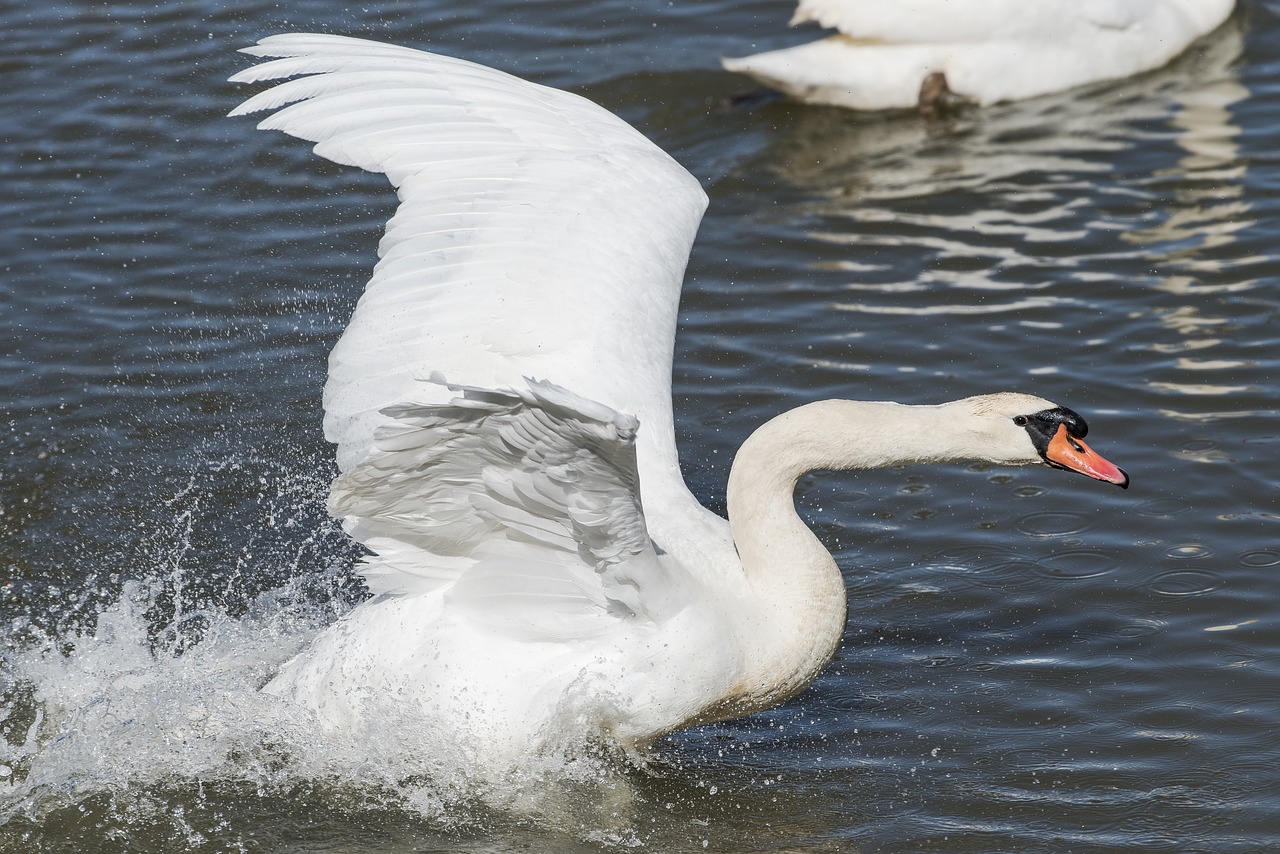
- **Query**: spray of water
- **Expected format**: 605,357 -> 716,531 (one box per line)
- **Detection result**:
0,449 -> 646,843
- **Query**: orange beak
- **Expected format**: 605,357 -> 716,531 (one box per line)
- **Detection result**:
1044,424 -> 1129,488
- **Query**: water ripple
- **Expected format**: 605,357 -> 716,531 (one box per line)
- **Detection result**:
1149,567 -> 1224,597
1165,543 -> 1214,560
1136,498 -> 1195,517
1113,617 -> 1168,639
1238,549 -> 1280,567
1037,549 -> 1119,580
1015,511 -> 1092,538
833,295 -> 1072,316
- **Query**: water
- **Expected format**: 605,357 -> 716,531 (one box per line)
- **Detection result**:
3,0 -> 1278,850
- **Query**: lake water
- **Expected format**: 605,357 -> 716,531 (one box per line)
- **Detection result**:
3,1 -> 1278,851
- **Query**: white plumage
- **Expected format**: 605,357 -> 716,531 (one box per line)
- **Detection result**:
723,0 -> 1236,111
231,34 -> 1128,778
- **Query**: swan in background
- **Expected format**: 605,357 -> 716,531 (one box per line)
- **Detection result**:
723,0 -> 1236,112
230,34 -> 1128,777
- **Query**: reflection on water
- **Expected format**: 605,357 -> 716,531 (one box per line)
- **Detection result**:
743,17 -> 1274,432
1125,77 -> 1253,274
773,18 -> 1248,291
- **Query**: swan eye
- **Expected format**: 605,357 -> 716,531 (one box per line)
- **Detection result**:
1013,415 -> 1028,426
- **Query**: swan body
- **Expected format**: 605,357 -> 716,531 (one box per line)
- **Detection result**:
722,0 -> 1235,111
230,34 -> 1128,776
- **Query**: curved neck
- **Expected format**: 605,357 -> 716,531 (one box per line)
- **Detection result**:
723,399 -> 969,713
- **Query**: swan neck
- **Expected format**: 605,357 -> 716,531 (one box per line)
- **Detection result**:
722,400 -> 968,713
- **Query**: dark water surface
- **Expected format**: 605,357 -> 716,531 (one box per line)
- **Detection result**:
3,1 -> 1279,851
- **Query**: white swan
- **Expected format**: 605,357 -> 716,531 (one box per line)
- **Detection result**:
230,34 -> 1128,776
723,0 -> 1235,112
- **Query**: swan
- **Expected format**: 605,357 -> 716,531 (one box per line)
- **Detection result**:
229,34 -> 1128,776
722,0 -> 1235,112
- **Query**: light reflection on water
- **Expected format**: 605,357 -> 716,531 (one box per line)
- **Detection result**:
3,0 -> 1279,851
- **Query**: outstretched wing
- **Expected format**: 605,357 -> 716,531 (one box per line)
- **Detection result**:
229,34 -> 707,498
328,379 -> 681,636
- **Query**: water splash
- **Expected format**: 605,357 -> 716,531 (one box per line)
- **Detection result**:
2,580 -> 312,809
0,449 -> 651,846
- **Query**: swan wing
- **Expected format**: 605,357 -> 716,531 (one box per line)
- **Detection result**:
229,35 -> 717,627
229,34 -> 707,488
327,378 -> 679,637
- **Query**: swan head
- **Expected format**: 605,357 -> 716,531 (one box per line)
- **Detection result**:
960,393 -> 1129,488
